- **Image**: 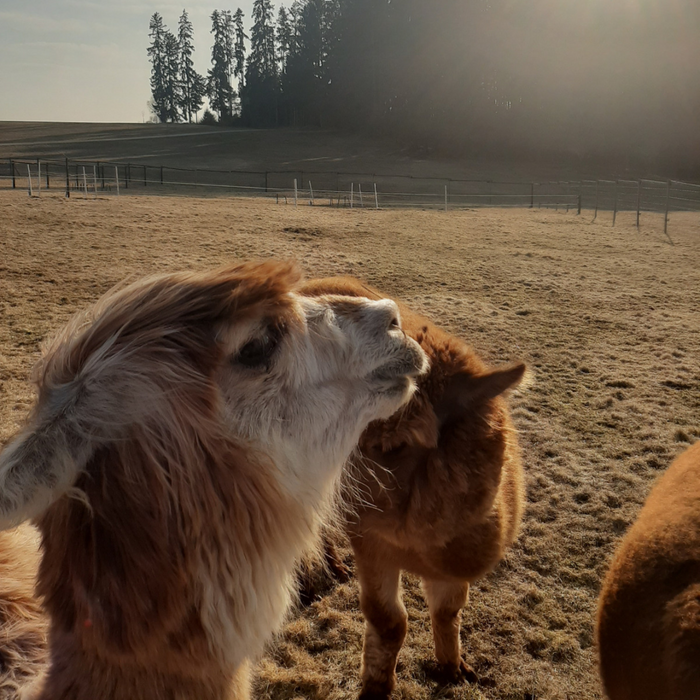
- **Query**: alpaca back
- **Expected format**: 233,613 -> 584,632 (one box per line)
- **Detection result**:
0,525 -> 47,699
597,440 -> 700,700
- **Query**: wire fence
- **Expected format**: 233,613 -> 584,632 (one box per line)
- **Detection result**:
2,157 -> 699,234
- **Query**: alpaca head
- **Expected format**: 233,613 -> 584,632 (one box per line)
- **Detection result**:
0,261 -> 427,681
0,261 -> 427,530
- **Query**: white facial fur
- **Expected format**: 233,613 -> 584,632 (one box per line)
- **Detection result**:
216,293 -> 427,498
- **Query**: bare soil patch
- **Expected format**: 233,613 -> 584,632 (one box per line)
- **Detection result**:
1,191 -> 699,699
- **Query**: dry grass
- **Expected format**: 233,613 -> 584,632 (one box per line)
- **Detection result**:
1,191 -> 699,700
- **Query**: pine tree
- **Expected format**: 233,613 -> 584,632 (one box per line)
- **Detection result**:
233,9 -> 247,95
163,29 -> 181,122
207,10 -> 236,123
248,0 -> 277,79
276,6 -> 292,74
242,0 -> 278,126
147,13 -> 170,123
177,10 -> 206,122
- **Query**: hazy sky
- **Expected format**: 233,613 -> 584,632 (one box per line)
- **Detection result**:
0,1 -> 258,123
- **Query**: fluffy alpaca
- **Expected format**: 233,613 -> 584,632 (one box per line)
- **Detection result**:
597,440 -> 700,700
0,261 -> 428,700
300,277 -> 526,699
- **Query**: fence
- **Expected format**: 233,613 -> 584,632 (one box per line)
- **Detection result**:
2,158 -> 699,231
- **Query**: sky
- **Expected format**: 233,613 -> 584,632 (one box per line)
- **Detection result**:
0,1 -> 257,123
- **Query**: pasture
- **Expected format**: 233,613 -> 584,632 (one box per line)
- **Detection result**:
1,190 -> 699,699
0,122 -> 641,183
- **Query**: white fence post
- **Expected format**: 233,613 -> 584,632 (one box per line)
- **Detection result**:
309,180 -> 314,206
115,166 -> 120,196
27,164 -> 33,197
350,183 -> 354,209
636,180 -> 641,228
294,179 -> 298,207
37,161 -> 41,196
445,184 -> 448,212
374,183 -> 379,209
359,184 -> 364,208
93,165 -> 98,198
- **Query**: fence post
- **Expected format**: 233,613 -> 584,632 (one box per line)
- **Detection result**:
82,167 -> 88,198
594,180 -> 599,220
160,166 -> 164,186
530,182 -> 534,208
636,180 -> 641,228
10,159 -> 15,189
37,161 -> 41,196
93,165 -> 98,198
350,183 -> 354,209
27,164 -> 33,197
577,193 -> 581,215
374,183 -> 379,210
664,180 -> 671,240
359,184 -> 364,208
65,158 -> 70,198
294,178 -> 298,207
612,181 -> 618,226
309,180 -> 314,206
115,166 -> 120,196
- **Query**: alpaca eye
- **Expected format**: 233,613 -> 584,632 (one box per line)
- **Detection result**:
235,327 -> 281,369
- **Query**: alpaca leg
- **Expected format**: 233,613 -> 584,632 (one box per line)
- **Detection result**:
354,541 -> 407,700
422,579 -> 478,684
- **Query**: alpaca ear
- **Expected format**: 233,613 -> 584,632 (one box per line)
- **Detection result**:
0,389 -> 95,529
435,363 -> 527,426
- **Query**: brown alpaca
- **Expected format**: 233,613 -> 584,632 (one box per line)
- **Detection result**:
0,261 -> 428,700
300,277 -> 526,699
597,440 -> 700,700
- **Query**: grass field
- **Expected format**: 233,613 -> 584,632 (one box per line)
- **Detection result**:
0,121 -> 664,184
1,190 -> 699,699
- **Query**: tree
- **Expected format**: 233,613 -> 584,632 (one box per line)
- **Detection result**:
147,13 -> 171,123
207,10 -> 236,123
233,8 -> 247,96
163,29 -> 182,122
241,0 -> 278,126
276,6 -> 292,74
177,10 -> 206,122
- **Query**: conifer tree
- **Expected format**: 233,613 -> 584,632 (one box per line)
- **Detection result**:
233,8 -> 247,96
177,10 -> 206,122
147,13 -> 170,123
276,6 -> 292,74
163,29 -> 182,122
207,9 -> 236,123
241,0 -> 278,126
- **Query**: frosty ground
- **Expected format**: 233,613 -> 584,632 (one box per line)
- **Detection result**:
1,191 -> 699,699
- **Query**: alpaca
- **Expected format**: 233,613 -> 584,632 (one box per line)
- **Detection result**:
597,440 -> 700,700
299,277 -> 526,699
0,261 -> 428,700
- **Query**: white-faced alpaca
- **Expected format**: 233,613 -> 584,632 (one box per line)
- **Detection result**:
300,277 -> 526,700
597,440 -> 700,700
0,261 -> 428,700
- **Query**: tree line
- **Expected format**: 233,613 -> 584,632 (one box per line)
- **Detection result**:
148,1 -> 700,170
